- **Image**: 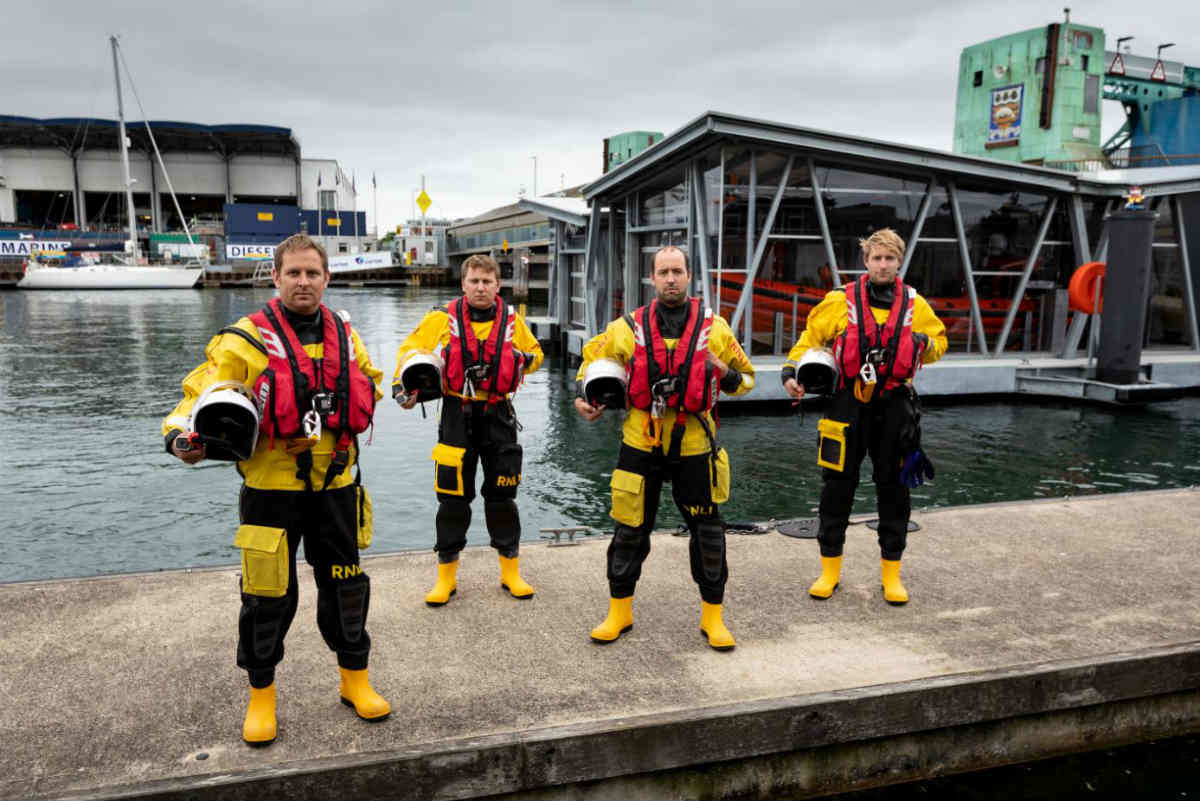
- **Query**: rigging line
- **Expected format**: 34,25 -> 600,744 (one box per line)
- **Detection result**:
114,40 -> 195,246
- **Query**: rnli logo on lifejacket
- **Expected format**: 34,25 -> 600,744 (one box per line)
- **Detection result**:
448,316 -> 460,338
331,564 -> 363,579
633,321 -> 645,346
685,504 -> 715,517
260,328 -> 286,359
496,474 -> 521,487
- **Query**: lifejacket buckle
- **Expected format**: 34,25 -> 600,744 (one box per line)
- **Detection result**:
311,391 -> 336,416
302,409 -> 322,442
859,362 -> 877,385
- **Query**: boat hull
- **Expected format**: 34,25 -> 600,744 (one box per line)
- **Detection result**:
17,266 -> 202,290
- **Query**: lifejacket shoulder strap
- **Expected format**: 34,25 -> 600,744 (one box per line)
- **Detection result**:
623,312 -> 635,331
219,325 -> 267,355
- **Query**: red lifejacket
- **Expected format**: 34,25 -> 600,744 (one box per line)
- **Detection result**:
834,276 -> 921,392
627,298 -> 717,414
248,298 -> 376,440
442,295 -> 523,401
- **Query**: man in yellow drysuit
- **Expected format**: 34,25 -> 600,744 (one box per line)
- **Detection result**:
575,245 -> 755,651
163,233 -> 388,747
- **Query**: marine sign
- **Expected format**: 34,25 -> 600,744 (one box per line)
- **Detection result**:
986,84 -> 1023,149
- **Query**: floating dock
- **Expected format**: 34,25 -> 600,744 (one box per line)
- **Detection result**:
2,489 -> 1198,800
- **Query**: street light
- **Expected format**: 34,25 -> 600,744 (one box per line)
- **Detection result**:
1157,42 -> 1176,58
530,156 -> 537,198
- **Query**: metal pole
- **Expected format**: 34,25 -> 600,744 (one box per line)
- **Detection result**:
809,158 -> 842,286
624,196 -> 637,309
947,181 -> 989,354
1173,195 -> 1200,351
531,156 -> 537,198
994,196 -> 1059,354
686,161 -> 710,309
110,36 -> 137,256
716,146 -> 725,318
899,178 -> 935,280
691,161 -> 713,310
744,151 -> 757,344
731,155 -> 795,338
583,203 -> 601,336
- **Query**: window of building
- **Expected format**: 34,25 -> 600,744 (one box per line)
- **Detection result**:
1080,54 -> 1089,71
973,70 -> 983,87
1071,31 -> 1093,49
1084,74 -> 1100,114
1035,57 -> 1046,77
318,190 -> 336,211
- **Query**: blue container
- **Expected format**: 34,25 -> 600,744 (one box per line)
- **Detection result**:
224,203 -> 301,238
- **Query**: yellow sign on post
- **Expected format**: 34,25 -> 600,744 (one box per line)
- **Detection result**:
395,225 -> 403,235
416,190 -> 432,214
501,238 -> 509,253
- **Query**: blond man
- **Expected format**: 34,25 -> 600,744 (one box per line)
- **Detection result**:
783,229 -> 947,604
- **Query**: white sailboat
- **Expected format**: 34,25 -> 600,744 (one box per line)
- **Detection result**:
18,37 -> 204,290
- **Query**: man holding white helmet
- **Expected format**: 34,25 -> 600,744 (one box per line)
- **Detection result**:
393,253 -> 544,607
783,228 -> 946,605
163,233 -> 388,747
575,245 -> 755,651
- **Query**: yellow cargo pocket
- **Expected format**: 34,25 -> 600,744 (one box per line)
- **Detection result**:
817,418 -> 850,472
356,485 -> 374,550
431,443 -> 466,496
711,448 -> 731,505
609,469 -> 645,527
234,525 -> 289,598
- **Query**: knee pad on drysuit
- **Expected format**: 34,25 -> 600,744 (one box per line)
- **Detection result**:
690,518 -> 727,586
317,572 -> 371,669
237,593 -> 293,670
607,523 -> 650,594
435,497 -> 472,560
484,500 -> 520,557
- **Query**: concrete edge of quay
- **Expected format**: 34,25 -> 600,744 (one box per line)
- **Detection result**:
65,642 -> 1200,801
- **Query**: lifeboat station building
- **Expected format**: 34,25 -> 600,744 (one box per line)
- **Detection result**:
559,111 -> 1200,400
0,116 -> 368,273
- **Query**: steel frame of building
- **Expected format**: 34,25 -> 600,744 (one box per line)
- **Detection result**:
574,112 -> 1200,358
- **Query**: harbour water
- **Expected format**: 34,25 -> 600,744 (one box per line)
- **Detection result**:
2,286 -> 1199,584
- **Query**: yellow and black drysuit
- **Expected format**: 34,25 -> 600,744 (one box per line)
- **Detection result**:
577,302 -> 755,604
162,305 -> 383,689
393,302 -> 543,563
784,280 -> 946,562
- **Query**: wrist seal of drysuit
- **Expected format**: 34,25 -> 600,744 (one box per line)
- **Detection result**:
165,428 -> 184,454
719,369 -> 743,394
780,365 -> 797,385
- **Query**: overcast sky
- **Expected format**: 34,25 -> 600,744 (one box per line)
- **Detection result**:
5,0 -> 1198,229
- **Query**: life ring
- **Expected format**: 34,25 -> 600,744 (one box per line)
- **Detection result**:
1068,261 -> 1106,314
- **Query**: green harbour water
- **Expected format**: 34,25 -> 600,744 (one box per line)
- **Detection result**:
2,286 -> 1198,583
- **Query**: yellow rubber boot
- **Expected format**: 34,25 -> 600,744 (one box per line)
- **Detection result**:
700,601 -> 736,651
424,560 -> 458,606
339,667 -> 391,721
881,559 -> 909,605
809,556 -> 843,599
498,555 -> 534,599
590,596 -> 634,643
242,683 -> 277,747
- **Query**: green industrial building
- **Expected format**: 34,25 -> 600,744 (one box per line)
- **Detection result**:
954,21 -> 1107,165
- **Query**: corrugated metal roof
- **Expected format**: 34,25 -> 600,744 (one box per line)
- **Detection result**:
0,116 -> 299,156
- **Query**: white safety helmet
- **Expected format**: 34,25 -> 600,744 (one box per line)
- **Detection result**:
583,358 -> 628,409
398,350 -> 444,403
797,348 -> 839,395
188,381 -> 261,462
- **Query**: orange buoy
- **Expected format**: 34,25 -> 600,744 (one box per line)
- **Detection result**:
1068,261 -> 1106,314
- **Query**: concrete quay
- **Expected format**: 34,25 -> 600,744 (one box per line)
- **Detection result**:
2,488 -> 1199,800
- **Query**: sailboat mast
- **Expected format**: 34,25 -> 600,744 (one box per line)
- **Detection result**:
110,36 -> 138,257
